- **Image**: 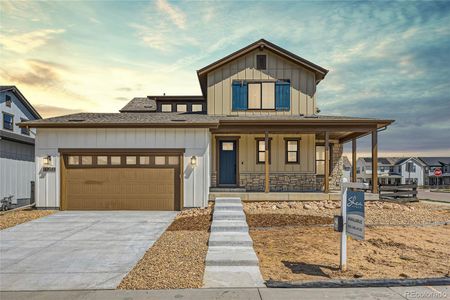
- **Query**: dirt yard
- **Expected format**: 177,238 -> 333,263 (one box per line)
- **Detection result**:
119,204 -> 212,289
245,201 -> 450,282
0,209 -> 55,230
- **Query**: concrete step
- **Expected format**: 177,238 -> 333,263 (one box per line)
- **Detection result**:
214,203 -> 243,212
205,247 -> 259,266
209,232 -> 253,247
210,220 -> 248,232
215,197 -> 242,204
203,266 -> 265,288
213,211 -> 246,221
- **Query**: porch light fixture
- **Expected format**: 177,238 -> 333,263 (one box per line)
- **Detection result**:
190,156 -> 197,167
43,155 -> 53,166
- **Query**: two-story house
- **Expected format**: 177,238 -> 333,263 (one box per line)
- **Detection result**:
356,157 -> 426,186
418,157 -> 450,187
21,40 -> 393,210
1,86 -> 41,206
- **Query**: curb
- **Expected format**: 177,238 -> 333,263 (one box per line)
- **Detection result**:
266,277 -> 450,288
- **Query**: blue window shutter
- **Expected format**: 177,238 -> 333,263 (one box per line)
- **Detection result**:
275,81 -> 290,111
232,81 -> 248,111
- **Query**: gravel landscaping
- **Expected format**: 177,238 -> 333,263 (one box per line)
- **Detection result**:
118,204 -> 213,289
0,209 -> 55,230
245,200 -> 450,282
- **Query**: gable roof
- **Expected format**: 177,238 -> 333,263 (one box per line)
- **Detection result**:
196,39 -> 329,96
342,156 -> 352,169
0,85 -> 41,119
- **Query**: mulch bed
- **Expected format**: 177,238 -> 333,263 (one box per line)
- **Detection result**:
118,204 -> 213,289
0,209 -> 55,230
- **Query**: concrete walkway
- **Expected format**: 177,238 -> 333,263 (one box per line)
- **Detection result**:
1,286 -> 449,300
0,211 -> 177,291
203,197 -> 264,288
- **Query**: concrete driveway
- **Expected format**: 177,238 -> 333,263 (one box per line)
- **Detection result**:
0,211 -> 177,291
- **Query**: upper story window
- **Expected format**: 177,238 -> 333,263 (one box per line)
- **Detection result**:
192,104 -> 203,112
5,95 -> 12,107
406,162 -> 416,172
232,80 -> 290,111
161,104 -> 172,112
20,118 -> 30,135
176,104 -> 187,112
256,54 -> 267,70
2,112 -> 14,131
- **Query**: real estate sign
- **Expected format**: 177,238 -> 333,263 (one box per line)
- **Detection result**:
346,190 -> 365,240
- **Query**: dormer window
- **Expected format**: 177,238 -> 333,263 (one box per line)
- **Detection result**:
5,95 -> 12,107
161,104 -> 172,112
176,104 -> 187,112
256,54 -> 267,70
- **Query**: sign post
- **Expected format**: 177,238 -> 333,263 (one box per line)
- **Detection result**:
339,179 -> 368,271
434,168 -> 442,190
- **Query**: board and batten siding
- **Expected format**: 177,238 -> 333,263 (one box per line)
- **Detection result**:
35,128 -> 211,209
212,133 -> 316,174
207,49 -> 317,116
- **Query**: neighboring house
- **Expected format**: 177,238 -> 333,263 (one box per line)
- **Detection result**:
21,39 -> 393,211
356,157 -> 426,186
0,86 -> 41,206
418,157 -> 450,186
342,156 -> 351,182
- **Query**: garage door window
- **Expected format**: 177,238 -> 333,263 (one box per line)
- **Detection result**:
81,156 -> 92,165
97,156 -> 108,165
139,156 -> 150,165
68,156 -> 79,165
111,156 -> 121,165
168,156 -> 179,165
126,156 -> 137,165
155,156 -> 165,165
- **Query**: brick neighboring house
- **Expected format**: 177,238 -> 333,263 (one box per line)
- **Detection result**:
418,157 -> 450,187
21,39 -> 394,211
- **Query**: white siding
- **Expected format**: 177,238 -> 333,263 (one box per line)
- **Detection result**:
35,128 -> 211,209
0,157 -> 34,203
400,160 -> 424,186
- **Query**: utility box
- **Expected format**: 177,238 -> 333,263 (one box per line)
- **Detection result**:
334,215 -> 343,232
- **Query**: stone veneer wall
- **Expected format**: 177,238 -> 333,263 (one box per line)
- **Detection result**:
330,143 -> 343,190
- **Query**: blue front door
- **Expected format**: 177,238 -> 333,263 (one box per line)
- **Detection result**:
219,140 -> 237,185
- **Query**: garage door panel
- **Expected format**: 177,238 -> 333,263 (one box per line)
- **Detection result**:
63,159 -> 178,210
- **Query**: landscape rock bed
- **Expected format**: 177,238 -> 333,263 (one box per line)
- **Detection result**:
246,200 -> 450,282
244,201 -> 450,226
0,209 -> 55,230
119,204 -> 213,289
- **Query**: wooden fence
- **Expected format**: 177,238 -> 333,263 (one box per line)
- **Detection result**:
379,184 -> 418,201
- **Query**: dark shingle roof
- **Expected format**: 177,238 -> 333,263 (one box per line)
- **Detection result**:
418,157 -> 450,166
120,97 -> 157,112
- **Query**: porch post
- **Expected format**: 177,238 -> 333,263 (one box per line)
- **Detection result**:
324,131 -> 330,193
352,139 -> 357,182
371,129 -> 378,193
265,130 -> 270,193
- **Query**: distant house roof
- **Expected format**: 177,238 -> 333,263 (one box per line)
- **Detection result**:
0,85 -> 41,119
120,95 -> 205,112
418,157 -> 450,166
196,39 -> 329,96
342,156 -> 351,169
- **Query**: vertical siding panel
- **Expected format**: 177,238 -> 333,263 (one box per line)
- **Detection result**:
222,64 -> 231,115
207,73 -> 215,115
214,68 -> 223,115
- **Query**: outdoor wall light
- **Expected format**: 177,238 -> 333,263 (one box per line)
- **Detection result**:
190,156 -> 197,167
43,155 -> 53,166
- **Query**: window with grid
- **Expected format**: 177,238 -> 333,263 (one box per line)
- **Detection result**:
256,139 -> 271,164
285,139 -> 300,163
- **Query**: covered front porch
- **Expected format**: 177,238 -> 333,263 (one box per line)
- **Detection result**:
209,116 -> 393,198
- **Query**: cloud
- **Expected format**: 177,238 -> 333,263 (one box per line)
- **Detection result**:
33,104 -> 83,118
156,0 -> 186,29
0,29 -> 64,54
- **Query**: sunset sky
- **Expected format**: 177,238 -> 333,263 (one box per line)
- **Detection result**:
1,1 -> 449,156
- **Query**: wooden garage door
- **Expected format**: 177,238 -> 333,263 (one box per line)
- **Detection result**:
61,152 -> 182,211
